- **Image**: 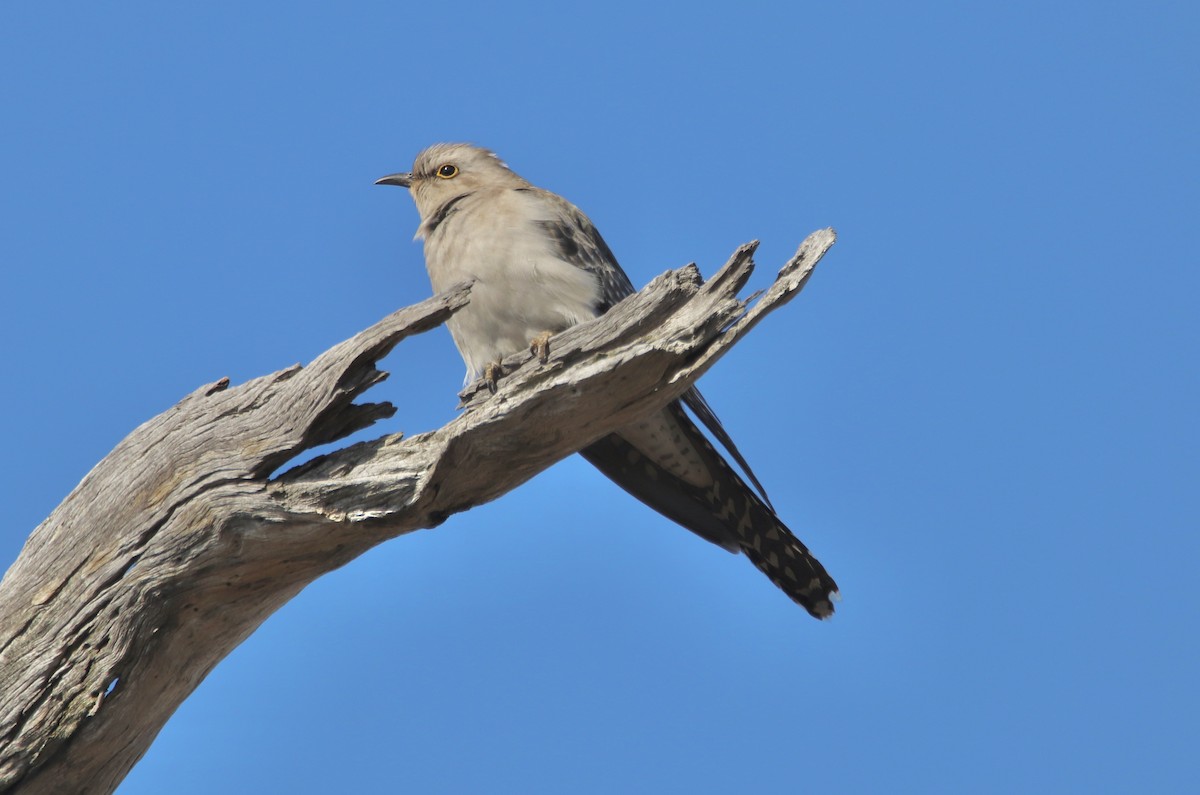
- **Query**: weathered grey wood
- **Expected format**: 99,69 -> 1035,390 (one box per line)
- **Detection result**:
0,229 -> 836,793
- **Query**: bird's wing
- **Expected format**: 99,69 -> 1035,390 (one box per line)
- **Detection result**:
529,189 -> 636,312
681,387 -> 776,512
529,191 -> 778,510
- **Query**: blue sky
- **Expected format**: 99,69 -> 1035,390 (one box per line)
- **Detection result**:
2,1 -> 1196,792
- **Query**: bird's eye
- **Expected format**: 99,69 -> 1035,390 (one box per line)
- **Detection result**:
437,164 -> 459,179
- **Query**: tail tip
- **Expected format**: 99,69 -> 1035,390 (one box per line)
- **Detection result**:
808,589 -> 841,620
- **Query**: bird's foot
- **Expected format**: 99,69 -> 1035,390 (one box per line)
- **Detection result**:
529,331 -> 553,364
483,360 -> 504,394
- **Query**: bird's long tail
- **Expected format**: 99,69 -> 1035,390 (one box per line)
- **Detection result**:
580,401 -> 839,618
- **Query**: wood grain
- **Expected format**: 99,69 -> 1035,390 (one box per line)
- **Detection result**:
0,230 -> 835,793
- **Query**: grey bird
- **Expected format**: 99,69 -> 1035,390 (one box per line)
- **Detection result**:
376,143 -> 839,618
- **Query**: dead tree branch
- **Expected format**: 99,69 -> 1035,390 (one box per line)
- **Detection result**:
0,229 -> 836,793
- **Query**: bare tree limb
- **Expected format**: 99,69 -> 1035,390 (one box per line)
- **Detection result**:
0,229 -> 836,793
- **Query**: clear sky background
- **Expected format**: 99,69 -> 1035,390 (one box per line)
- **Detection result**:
2,2 -> 1196,793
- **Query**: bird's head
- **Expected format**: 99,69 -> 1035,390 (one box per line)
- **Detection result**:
375,143 -> 527,225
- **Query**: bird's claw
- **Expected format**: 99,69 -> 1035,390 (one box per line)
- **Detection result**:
483,361 -> 504,394
530,331 -> 553,364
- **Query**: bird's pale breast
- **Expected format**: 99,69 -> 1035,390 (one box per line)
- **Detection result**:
425,189 -> 602,381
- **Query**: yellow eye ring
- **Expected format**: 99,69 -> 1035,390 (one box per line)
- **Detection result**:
436,164 -> 459,179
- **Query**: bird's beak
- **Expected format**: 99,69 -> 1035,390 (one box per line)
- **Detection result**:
374,172 -> 413,188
